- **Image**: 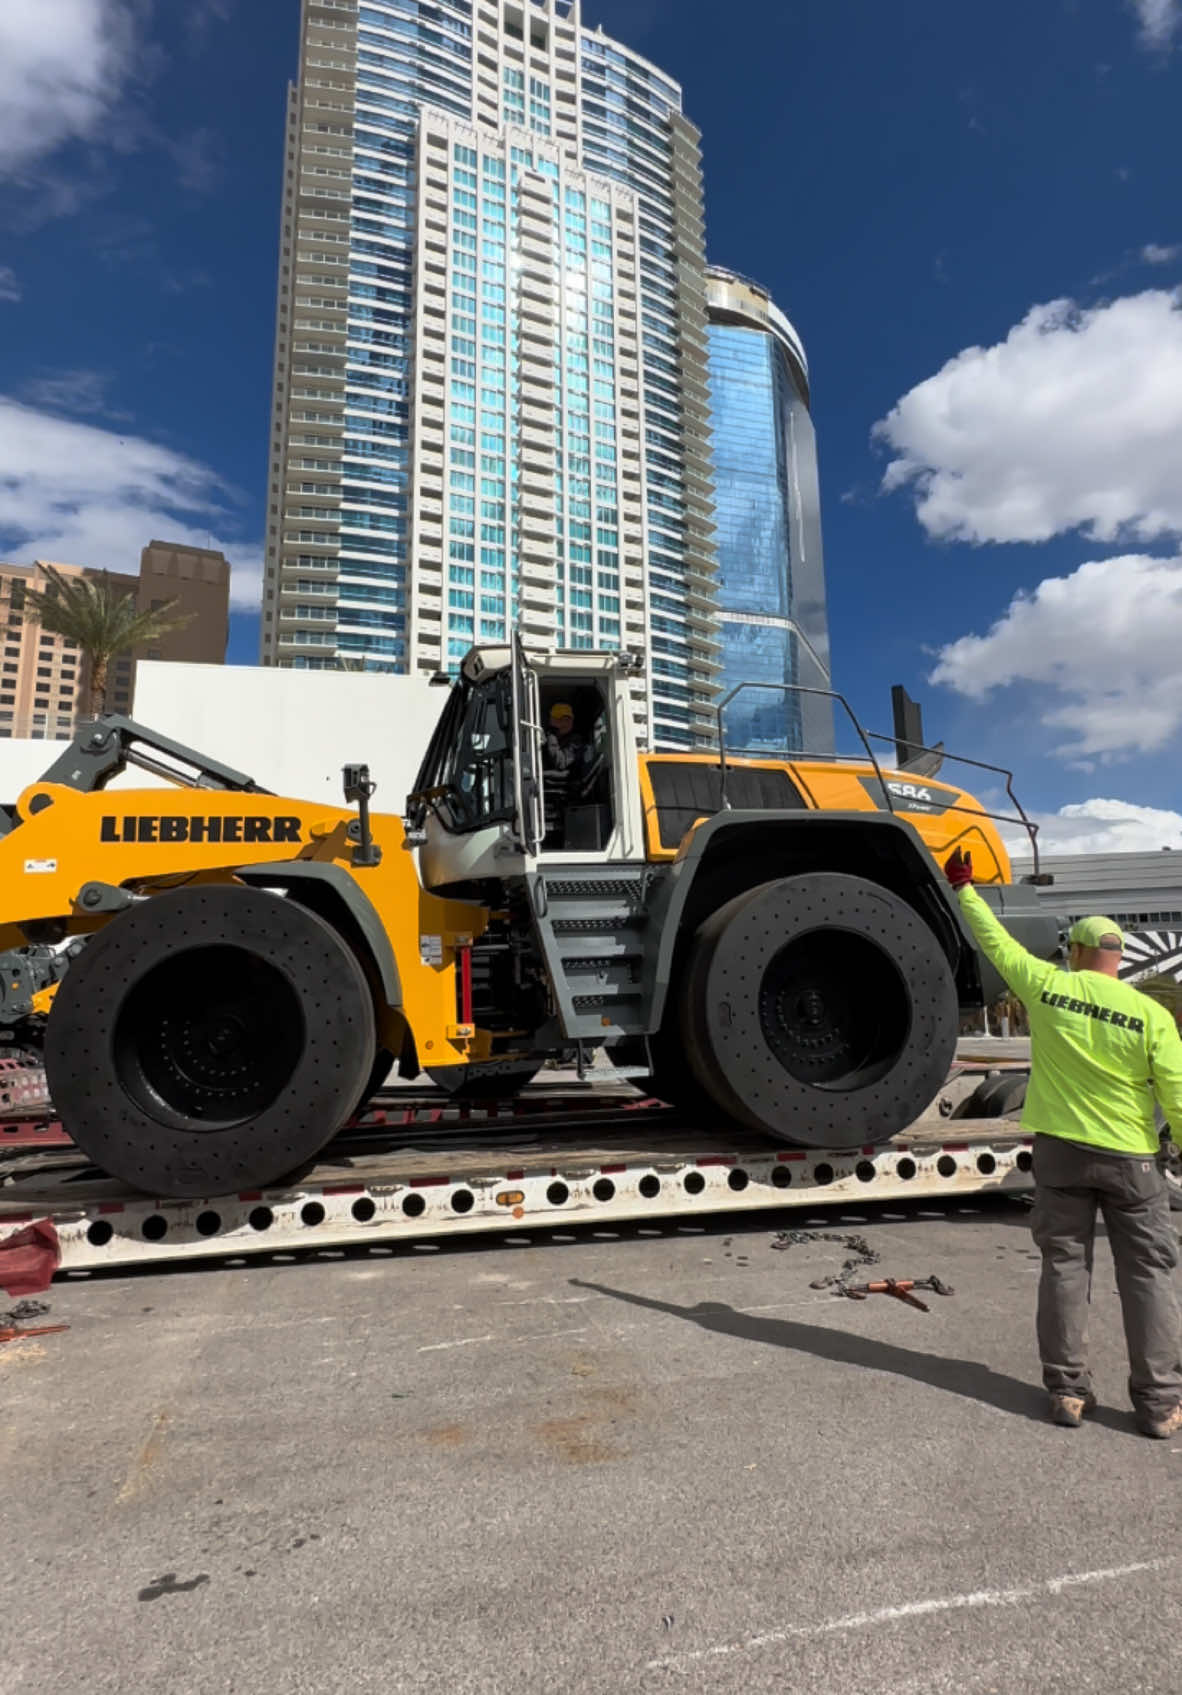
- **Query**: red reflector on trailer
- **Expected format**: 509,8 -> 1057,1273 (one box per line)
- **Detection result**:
504,1170 -> 525,1182
599,1163 -> 627,1174
776,1151 -> 807,1162
942,1143 -> 970,1152
98,1203 -> 125,1215
323,1184 -> 366,1196
238,1191 -> 262,1202
861,1146 -> 877,1156
1,1212 -> 33,1224
409,1175 -> 448,1188
696,1156 -> 736,1167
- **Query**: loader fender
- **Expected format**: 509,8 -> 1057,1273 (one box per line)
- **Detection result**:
235,861 -> 402,1009
643,808 -> 974,1032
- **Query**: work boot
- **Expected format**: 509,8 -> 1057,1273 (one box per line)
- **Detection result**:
1049,1391 -> 1096,1427
1136,1402 -> 1182,1440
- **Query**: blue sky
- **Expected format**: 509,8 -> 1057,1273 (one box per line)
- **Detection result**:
0,0 -> 1179,852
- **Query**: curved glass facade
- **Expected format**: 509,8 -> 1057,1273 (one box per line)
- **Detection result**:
706,271 -> 833,755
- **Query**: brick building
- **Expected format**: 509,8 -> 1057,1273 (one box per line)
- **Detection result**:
0,541 -> 229,738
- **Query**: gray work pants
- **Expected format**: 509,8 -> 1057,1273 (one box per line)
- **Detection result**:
1030,1134 -> 1182,1419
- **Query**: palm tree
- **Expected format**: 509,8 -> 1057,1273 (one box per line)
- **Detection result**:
23,564 -> 194,716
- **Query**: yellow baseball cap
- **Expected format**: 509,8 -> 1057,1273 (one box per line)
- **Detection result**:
1068,916 -> 1124,952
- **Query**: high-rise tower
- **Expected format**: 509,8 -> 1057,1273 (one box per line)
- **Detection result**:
705,266 -> 833,755
262,0 -> 718,747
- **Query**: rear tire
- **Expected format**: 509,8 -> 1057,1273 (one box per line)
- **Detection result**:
680,873 -> 958,1149
45,885 -> 376,1198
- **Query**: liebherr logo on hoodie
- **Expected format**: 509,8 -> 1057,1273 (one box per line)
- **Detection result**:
1040,990 -> 1145,1035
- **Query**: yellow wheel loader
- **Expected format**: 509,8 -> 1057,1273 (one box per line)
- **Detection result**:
0,640 -> 1060,1197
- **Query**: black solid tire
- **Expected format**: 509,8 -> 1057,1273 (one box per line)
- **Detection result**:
426,1059 -> 541,1100
45,885 -> 376,1198
348,1047 -> 395,1121
679,873 -> 959,1148
952,1071 -> 1029,1119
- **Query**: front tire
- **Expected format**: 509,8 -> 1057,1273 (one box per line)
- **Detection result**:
45,885 -> 376,1198
680,873 -> 958,1148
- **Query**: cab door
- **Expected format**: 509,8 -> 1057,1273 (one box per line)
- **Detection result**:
510,630 -> 545,857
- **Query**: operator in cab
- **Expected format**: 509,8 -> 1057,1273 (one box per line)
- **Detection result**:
945,847 -> 1182,1438
541,701 -> 589,847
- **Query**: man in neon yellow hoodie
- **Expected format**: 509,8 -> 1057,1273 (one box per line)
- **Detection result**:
945,848 -> 1182,1437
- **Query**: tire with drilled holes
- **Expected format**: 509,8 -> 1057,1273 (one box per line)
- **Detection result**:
679,873 -> 958,1148
45,884 -> 376,1198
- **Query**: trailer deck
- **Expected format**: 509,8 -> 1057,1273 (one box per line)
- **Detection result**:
0,1062 -> 1033,1283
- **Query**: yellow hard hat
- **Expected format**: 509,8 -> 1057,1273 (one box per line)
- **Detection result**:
549,702 -> 574,724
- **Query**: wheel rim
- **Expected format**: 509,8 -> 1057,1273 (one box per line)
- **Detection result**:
758,929 -> 911,1091
113,945 -> 305,1131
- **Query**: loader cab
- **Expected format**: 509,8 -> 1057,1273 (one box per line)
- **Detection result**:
408,641 -> 645,891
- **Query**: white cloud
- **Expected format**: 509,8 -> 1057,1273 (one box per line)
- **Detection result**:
1128,0 -> 1181,50
1142,242 -> 1180,264
874,290 -> 1182,545
0,266 -> 19,303
0,0 -> 143,180
1015,798 -> 1182,857
227,553 -> 264,613
929,552 -> 1182,760
20,369 -> 124,418
0,396 -> 262,613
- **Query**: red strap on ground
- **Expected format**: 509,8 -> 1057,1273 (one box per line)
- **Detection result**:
0,1219 -> 61,1296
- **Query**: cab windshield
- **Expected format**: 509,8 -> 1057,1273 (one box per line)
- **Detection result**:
408,672 -> 517,835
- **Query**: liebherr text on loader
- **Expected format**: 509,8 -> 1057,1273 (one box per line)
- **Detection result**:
0,640 -> 1061,1198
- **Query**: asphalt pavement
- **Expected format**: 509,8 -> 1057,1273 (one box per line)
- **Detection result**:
3,1192 -> 1179,1695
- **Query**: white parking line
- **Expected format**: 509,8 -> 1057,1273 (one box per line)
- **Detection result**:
417,1333 -> 496,1352
646,1558 -> 1175,1673
418,1325 -> 591,1352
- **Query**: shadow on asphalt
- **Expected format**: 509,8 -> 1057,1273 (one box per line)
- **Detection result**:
568,1276 -> 1138,1437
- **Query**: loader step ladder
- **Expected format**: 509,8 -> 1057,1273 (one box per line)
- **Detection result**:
0,1080 -> 1033,1283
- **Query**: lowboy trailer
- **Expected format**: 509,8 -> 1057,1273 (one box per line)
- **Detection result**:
0,1059 -> 1035,1288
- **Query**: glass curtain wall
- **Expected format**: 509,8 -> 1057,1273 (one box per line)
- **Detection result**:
706,275 -> 833,756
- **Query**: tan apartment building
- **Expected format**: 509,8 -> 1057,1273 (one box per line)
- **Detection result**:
0,541 -> 230,739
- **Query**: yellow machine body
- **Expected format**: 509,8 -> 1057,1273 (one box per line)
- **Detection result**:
1,778 -> 486,1070
0,645 -> 1057,1201
636,754 -> 1013,882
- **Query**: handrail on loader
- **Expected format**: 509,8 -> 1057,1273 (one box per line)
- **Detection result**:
715,680 -> 1043,879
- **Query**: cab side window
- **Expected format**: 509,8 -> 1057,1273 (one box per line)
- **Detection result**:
539,683 -> 613,851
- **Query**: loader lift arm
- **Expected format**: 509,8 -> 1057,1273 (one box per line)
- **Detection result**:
34,716 -> 272,798
0,717 -> 266,1035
